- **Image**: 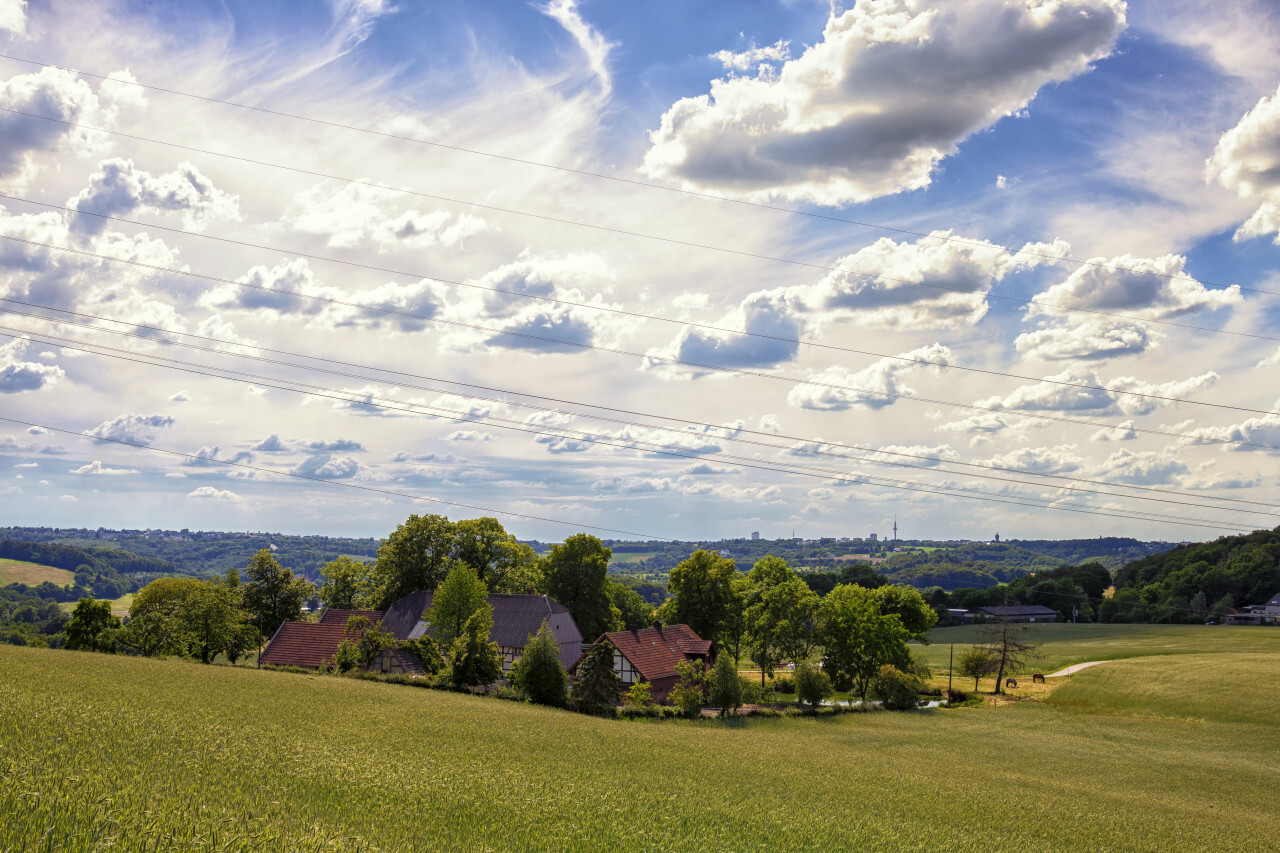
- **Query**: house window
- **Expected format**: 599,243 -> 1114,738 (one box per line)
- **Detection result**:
613,652 -> 637,684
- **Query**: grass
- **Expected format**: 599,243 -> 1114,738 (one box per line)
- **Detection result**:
609,551 -> 659,564
2,638 -> 1278,852
0,557 -> 73,587
917,623 -> 1280,674
57,592 -> 135,616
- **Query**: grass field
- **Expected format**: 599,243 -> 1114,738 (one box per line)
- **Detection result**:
609,551 -> 659,564
2,628 -> 1278,852
918,623 -> 1280,674
56,593 -> 135,616
0,557 -> 73,587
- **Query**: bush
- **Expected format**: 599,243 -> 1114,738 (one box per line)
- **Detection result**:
669,659 -> 707,718
946,688 -> 970,703
400,637 -> 444,674
333,639 -> 360,673
622,679 -> 654,710
739,677 -> 766,705
871,664 -> 922,710
794,662 -> 832,710
773,675 -> 795,694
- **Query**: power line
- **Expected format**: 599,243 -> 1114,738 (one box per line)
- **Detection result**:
0,51 -> 1268,299
8,301 -> 1280,519
3,204 -> 1274,415
0,325 -> 1251,532
0,115 -> 1274,347
2,232 -> 1276,450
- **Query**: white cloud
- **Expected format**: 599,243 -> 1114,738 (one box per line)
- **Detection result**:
0,337 -> 64,393
1025,254 -> 1240,320
69,158 -> 241,235
0,0 -> 26,37
1090,420 -> 1137,442
188,486 -> 240,500
290,453 -> 359,478
1182,412 -> 1280,453
713,40 -> 791,74
71,460 -> 138,475
788,344 -> 953,411
169,390 -> 190,402
87,413 -> 175,446
1015,319 -> 1157,361
1090,449 -> 1189,486
976,445 -> 1084,475
446,430 -> 493,443
1209,82 -> 1280,243
642,0 -> 1125,204
978,369 -> 1218,416
289,182 -> 489,251
539,0 -> 615,96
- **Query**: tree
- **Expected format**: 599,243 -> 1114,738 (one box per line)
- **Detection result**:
794,661 -> 832,711
745,558 -> 819,686
184,580 -> 250,664
443,605 -> 503,689
509,621 -> 567,706
428,564 -> 489,648
453,517 -> 543,593
371,513 -> 460,608
668,658 -> 707,718
571,639 -> 621,715
818,583 -> 911,701
609,581 -> 655,631
319,556 -> 374,610
400,637 -> 445,674
871,665 -> 922,710
543,534 -> 615,642
957,646 -> 998,692
870,585 -> 938,642
708,652 -> 742,717
981,618 -> 1040,694
665,550 -> 740,643
121,578 -> 199,657
64,598 -> 120,652
622,679 -> 653,710
241,549 -> 314,638
344,615 -> 398,670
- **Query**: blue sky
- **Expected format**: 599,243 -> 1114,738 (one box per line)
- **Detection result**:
2,0 -> 1280,544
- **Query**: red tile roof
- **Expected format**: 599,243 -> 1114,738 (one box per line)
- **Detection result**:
318,608 -> 385,626
259,622 -> 356,668
595,625 -> 709,681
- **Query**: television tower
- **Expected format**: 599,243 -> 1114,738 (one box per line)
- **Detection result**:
893,516 -> 898,541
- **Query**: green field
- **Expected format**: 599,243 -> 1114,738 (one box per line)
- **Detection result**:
918,623 -> 1280,674
3,627 -> 1278,852
609,550 -> 659,564
0,557 -> 74,587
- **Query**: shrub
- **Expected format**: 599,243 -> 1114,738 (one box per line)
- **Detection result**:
669,659 -> 707,718
442,608 -> 503,690
794,662 -> 832,710
622,679 -> 654,710
333,639 -> 360,673
509,621 -> 567,707
909,651 -> 932,680
946,688 -> 970,703
400,637 -> 444,674
773,675 -> 795,694
739,677 -> 766,705
708,653 -> 742,717
571,640 -> 621,715
871,665 -> 922,711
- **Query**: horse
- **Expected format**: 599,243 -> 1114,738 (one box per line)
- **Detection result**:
1032,673 -> 1045,683
1005,677 -> 1018,688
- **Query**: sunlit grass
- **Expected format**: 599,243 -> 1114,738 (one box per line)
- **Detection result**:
0,557 -> 73,586
2,642 -> 1277,852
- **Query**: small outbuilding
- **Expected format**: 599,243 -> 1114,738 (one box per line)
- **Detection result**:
573,624 -> 711,703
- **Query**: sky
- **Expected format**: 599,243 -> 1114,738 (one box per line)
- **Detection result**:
2,0 -> 1280,544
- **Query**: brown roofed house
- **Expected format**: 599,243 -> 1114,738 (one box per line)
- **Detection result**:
573,624 -> 711,703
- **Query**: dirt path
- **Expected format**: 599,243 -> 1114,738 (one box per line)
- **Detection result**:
1048,661 -> 1108,677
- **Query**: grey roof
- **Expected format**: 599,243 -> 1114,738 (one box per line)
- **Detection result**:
1267,593 -> 1280,607
978,605 -> 1059,617
381,590 -> 580,648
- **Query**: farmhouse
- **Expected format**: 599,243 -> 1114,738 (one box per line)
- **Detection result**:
1224,592 -> 1280,626
950,604 -> 1060,625
574,624 -> 711,702
259,591 -> 583,674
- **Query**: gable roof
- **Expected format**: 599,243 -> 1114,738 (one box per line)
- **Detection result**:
259,621 -> 358,668
593,625 -> 710,681
383,590 -> 581,648
317,608 -> 385,626
1267,593 -> 1280,608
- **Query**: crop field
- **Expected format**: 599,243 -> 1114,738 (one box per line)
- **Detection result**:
918,622 -> 1280,674
2,637 -> 1277,852
0,557 -> 74,587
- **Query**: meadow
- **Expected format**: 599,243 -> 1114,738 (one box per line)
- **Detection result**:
0,557 -> 73,587
2,625 -> 1278,852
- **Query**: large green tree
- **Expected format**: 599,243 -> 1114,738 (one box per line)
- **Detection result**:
318,556 -> 374,610
818,583 -> 911,701
870,585 -> 938,642
64,598 -> 120,653
443,606 -> 503,689
453,517 -> 543,593
744,556 -> 818,685
428,564 -> 490,648
542,534 -> 614,641
371,514 -> 460,608
664,549 -> 741,643
509,621 -> 567,706
571,639 -> 621,715
241,549 -> 314,638
608,581 -> 655,631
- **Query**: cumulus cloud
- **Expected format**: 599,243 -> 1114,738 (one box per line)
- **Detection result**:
71,460 -> 138,475
788,344 -> 953,411
1182,412 -> 1280,453
539,0 -> 615,95
188,486 -> 240,500
169,390 -> 189,402
1090,449 -> 1189,485
0,67 -> 141,183
642,0 -> 1125,204
69,158 -> 241,236
1026,254 -> 1240,320
253,434 -> 288,452
0,336 -> 64,393
645,290 -> 804,375
290,453 -> 359,478
1090,420 -> 1138,442
978,369 -> 1218,416
446,430 -> 493,443
0,0 -> 26,37
713,40 -> 791,74
1015,319 -> 1157,361
87,413 -> 174,446
976,445 -> 1085,475
289,182 -> 489,251
1208,83 -> 1280,243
